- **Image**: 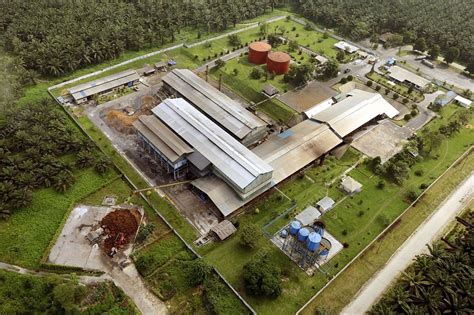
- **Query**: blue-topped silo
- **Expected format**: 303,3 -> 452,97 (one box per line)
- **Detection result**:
298,227 -> 310,242
319,238 -> 332,257
290,220 -> 301,235
306,232 -> 322,252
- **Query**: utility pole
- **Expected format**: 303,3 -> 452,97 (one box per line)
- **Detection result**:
205,64 -> 209,82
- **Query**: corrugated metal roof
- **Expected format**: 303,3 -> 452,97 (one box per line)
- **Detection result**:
304,98 -> 334,118
312,89 -> 399,138
454,95 -> 471,107
211,220 -> 237,240
192,120 -> 342,217
388,66 -> 430,88
133,115 -> 193,163
68,70 -> 139,101
252,120 -> 342,183
162,69 -> 266,139
152,98 -> 272,190
316,196 -> 335,212
334,41 -> 359,53
341,176 -> 362,193
295,206 -> 321,226
187,151 -> 211,171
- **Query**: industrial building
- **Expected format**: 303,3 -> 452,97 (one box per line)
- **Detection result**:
150,98 -> 273,200
387,66 -> 430,91
334,41 -> 359,54
68,70 -> 139,104
311,89 -> 399,138
133,115 -> 193,179
162,69 -> 267,146
267,51 -> 291,74
248,42 -> 272,64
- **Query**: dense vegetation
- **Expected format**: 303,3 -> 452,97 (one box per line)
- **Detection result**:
0,100 -> 109,218
0,0 -> 285,76
0,270 -> 137,314
371,217 -> 474,314
293,0 -> 474,64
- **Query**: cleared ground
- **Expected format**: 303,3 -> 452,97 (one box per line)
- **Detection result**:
351,120 -> 412,162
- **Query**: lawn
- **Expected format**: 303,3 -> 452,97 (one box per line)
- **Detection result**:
367,71 -> 424,102
202,105 -> 473,314
270,19 -> 338,58
0,168 -> 117,268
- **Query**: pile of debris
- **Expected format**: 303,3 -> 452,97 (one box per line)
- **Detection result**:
100,209 -> 139,257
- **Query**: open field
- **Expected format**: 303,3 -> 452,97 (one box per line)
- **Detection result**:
0,168 -> 117,269
302,150 -> 474,314
201,104 -> 474,314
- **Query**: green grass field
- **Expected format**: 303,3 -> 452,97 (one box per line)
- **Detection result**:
367,71 -> 424,102
0,168 -> 117,268
201,104 -> 474,314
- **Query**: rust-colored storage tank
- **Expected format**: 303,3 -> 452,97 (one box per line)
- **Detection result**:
248,42 -> 272,64
266,51 -> 291,75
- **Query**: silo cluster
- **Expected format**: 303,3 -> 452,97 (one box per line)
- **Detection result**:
248,41 -> 291,75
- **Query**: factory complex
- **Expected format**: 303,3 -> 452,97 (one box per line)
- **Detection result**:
135,69 -> 399,218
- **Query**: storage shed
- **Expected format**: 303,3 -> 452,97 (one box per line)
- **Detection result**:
341,176 -> 362,194
211,220 -> 237,240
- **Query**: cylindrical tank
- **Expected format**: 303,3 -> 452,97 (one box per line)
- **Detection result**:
248,42 -> 272,64
289,220 -> 301,235
319,237 -> 332,257
280,229 -> 288,238
298,227 -> 310,242
306,232 -> 322,252
266,51 -> 291,75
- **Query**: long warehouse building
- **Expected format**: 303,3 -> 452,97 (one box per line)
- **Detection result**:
150,98 -> 273,200
68,69 -> 139,104
162,69 -> 267,146
311,89 -> 399,138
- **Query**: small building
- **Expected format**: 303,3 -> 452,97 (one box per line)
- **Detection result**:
314,55 -> 328,65
155,61 -> 167,72
143,65 -> 156,76
340,176 -> 362,194
316,196 -> 335,213
386,57 -> 396,66
454,95 -> 472,108
357,50 -> 369,59
387,66 -> 430,91
262,84 -> 279,98
334,41 -> 359,54
435,91 -> 457,107
68,69 -> 140,104
211,220 -> 237,240
295,206 -> 321,226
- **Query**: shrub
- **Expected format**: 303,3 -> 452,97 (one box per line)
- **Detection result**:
411,109 -> 418,116
347,75 -> 353,81
375,85 -> 381,91
414,169 -> 424,176
377,181 -> 385,189
419,183 -> 428,189
403,98 -> 409,104
232,68 -> 238,76
136,223 -> 155,243
366,80 -> 373,87
342,229 -> 348,236
184,259 -> 213,286
239,223 -> 261,248
404,113 -> 412,120
243,256 -> 281,297
406,190 -> 418,202
358,210 -> 365,217
250,67 -> 264,79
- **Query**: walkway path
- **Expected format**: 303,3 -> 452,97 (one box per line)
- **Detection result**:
48,15 -> 285,91
342,172 -> 474,314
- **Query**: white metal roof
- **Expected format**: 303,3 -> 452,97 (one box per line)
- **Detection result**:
312,89 -> 399,138
341,176 -> 362,193
295,206 -> 321,226
388,66 -> 430,88
68,70 -> 139,101
454,95 -> 472,107
316,196 -> 335,212
304,98 -> 334,118
334,41 -> 359,53
152,98 -> 272,190
163,69 -> 266,139
192,120 -> 342,217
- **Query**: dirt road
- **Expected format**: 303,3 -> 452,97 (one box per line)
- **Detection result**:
342,172 -> 474,314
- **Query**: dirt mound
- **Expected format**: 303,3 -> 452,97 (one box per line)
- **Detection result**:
106,110 -> 137,133
101,209 -> 139,253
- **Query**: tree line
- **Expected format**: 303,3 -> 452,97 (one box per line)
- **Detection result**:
0,100 -> 110,219
0,0 -> 285,77
292,0 -> 474,66
370,216 -> 474,314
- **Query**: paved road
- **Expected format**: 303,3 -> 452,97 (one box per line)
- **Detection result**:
342,172 -> 474,315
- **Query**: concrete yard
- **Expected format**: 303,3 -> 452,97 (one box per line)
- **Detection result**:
49,205 -> 113,270
351,120 -> 412,162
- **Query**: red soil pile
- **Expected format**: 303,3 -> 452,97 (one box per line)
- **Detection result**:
101,209 -> 139,253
